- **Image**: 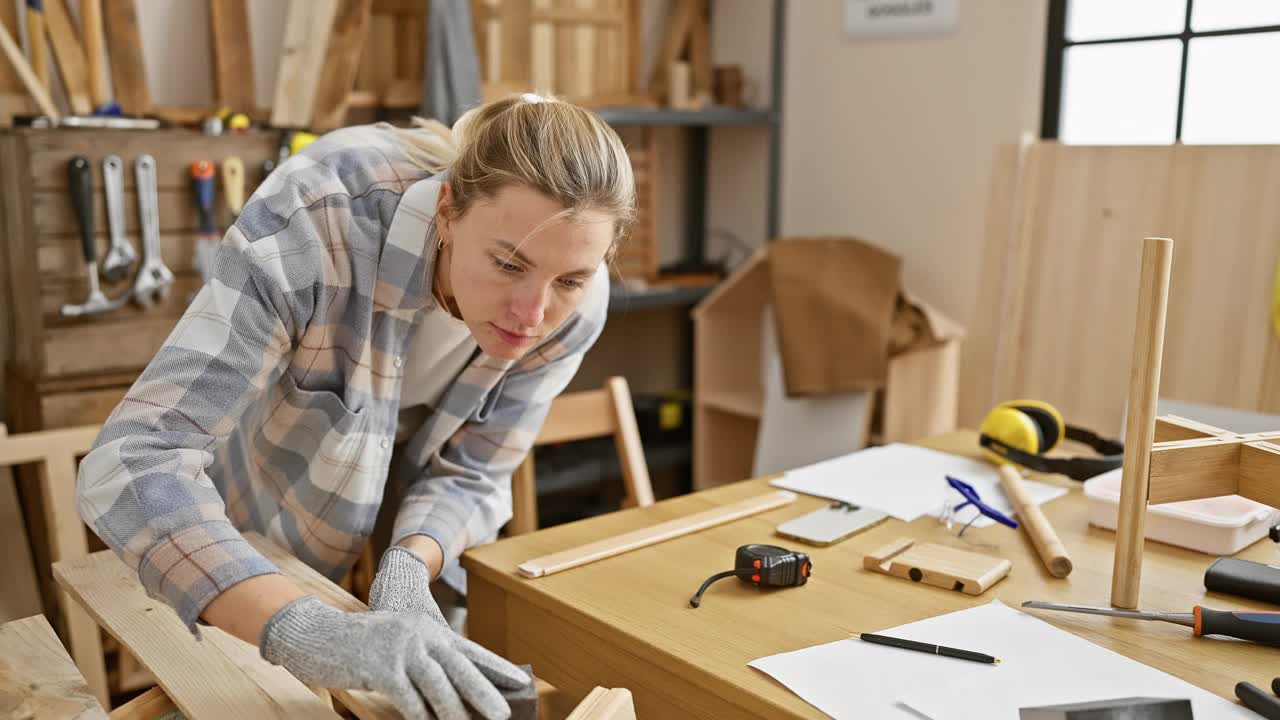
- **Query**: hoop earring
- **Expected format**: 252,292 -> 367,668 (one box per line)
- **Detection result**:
437,236 -> 446,251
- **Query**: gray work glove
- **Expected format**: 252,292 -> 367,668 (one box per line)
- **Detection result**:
368,545 -> 451,622
260,594 -> 528,720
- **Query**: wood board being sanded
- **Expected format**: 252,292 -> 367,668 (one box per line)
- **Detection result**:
517,490 -> 798,578
53,533 -> 400,720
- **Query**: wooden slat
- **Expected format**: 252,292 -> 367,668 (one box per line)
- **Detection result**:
0,17 -> 58,120
26,129 -> 279,191
1154,414 -> 1232,443
0,615 -> 107,719
271,0 -> 339,129
35,188 -> 203,237
1239,441 -> 1280,507
81,0 -> 109,108
0,425 -> 99,469
605,376 -> 654,507
43,315 -> 184,379
516,490 -> 798,578
535,388 -> 614,443
102,0 -> 151,115
310,0 -> 372,132
40,232 -> 210,281
107,686 -> 178,720
566,687 -> 636,720
367,13 -> 396,100
0,0 -> 36,120
0,135 -> 45,378
1147,439 -> 1241,505
209,0 -> 257,111
647,0 -> 694,99
43,0 -> 93,115
509,456 -> 539,535
0,452 -> 43,623
52,550 -> 346,720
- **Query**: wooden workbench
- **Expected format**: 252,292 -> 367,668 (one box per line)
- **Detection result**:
462,431 -> 1280,718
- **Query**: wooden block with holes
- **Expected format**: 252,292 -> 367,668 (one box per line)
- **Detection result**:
863,538 -> 1011,596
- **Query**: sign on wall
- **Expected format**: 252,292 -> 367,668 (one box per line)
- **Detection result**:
845,0 -> 959,39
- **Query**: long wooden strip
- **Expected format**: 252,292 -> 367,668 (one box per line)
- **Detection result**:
310,0 -> 371,131
1111,237 -> 1174,610
997,464 -> 1072,578
53,537 -> 400,720
102,0 -> 150,115
209,0 -> 256,111
42,0 -> 91,115
517,490 -> 798,578
0,424 -> 97,465
270,0 -> 338,128
0,615 -> 107,719
0,18 -> 58,119
81,0 -> 108,108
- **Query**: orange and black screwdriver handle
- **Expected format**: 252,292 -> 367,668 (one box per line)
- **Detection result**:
689,544 -> 812,608
1195,606 -> 1280,646
191,160 -> 217,237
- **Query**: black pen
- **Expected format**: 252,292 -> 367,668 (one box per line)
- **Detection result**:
850,632 -> 1001,665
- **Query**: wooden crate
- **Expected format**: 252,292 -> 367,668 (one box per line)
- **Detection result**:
472,0 -> 642,106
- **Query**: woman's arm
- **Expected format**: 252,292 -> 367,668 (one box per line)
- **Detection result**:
202,574 -> 307,645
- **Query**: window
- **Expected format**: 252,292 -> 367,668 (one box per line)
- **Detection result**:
1042,0 -> 1280,144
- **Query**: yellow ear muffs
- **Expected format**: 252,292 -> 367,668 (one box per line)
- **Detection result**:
978,400 -> 1066,467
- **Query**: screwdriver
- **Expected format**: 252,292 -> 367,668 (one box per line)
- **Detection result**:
1022,601 -> 1280,647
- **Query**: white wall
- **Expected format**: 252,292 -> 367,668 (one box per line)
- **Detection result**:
779,0 -> 1047,328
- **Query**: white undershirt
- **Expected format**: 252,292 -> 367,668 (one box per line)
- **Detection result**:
399,302 -> 478,411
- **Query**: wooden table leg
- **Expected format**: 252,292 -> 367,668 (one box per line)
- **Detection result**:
466,573 -> 510,657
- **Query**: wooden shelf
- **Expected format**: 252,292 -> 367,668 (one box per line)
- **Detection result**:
698,389 -> 762,419
594,106 -> 776,127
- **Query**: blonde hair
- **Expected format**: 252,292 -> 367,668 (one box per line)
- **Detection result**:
394,94 -> 636,257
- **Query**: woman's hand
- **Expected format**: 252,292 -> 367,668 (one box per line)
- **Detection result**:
260,595 -> 528,720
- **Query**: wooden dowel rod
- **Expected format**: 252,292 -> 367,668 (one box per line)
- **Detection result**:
1111,237 -> 1173,609
998,464 -> 1072,577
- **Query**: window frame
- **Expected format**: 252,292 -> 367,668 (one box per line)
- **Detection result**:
1041,0 -> 1280,141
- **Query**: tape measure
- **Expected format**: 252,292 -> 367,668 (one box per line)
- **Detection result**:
689,544 -> 812,608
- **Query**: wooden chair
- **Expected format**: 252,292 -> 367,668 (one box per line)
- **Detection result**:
508,376 -> 655,535
0,423 -> 108,707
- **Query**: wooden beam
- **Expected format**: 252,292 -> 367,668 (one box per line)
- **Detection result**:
107,686 -> 177,720
102,0 -> 151,115
0,424 -> 98,465
1154,414 -> 1232,443
1239,441 -> 1280,507
270,0 -> 338,129
1148,440 -> 1241,504
209,0 -> 256,111
81,0 -> 109,108
310,0 -> 372,131
42,0 -> 92,115
0,614 -> 107,719
535,389 -> 613,444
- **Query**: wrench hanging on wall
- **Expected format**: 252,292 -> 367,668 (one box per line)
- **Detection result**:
131,154 -> 174,306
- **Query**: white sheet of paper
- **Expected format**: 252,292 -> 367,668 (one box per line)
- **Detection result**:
749,601 -> 1252,720
768,443 -> 1067,527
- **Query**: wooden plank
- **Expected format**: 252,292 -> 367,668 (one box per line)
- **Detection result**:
26,128 -> 279,191
81,0 -> 108,108
686,0 -> 710,104
0,17 -> 58,119
499,0 -> 532,89
516,490 -> 797,578
0,135 -> 46,378
52,550 -> 346,720
209,0 -> 257,111
1154,414 -> 1232,443
1147,440 -> 1241,505
646,0 -> 694,99
0,0 -> 36,119
366,14 -> 396,100
42,0 -> 93,115
532,0 -> 554,94
43,315 -> 183,379
102,0 -> 151,115
107,686 -> 177,720
246,534 -> 398,718
271,0 -> 338,129
310,0 -> 371,131
1239,441 -> 1280,507
0,615 -> 107,719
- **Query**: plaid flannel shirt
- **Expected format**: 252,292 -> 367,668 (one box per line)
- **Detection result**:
76,123 -> 608,630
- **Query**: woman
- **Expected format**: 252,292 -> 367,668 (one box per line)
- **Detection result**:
75,94 -> 634,720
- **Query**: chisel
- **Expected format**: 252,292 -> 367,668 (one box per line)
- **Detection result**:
1022,601 -> 1280,647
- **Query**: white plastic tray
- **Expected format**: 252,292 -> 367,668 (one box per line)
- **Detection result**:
1084,467 -> 1280,556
